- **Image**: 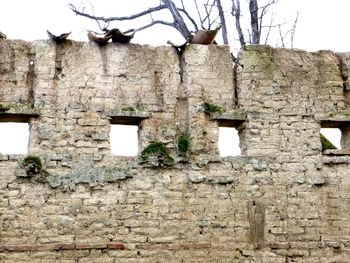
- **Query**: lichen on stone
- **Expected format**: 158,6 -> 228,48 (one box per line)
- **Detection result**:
46,165 -> 133,190
217,177 -> 235,184
251,158 -> 268,171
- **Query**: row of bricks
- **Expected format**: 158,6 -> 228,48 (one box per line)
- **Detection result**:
0,243 -> 124,252
255,241 -> 349,249
0,242 -> 216,252
5,241 -> 347,252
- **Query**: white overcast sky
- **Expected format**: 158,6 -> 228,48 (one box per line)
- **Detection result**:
0,0 -> 346,154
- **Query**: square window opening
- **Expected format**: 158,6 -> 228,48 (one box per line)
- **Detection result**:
0,122 -> 29,154
110,124 -> 138,156
320,128 -> 342,150
218,127 -> 241,157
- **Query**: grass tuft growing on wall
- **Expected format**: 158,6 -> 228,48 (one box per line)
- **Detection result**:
140,142 -> 174,163
202,102 -> 222,114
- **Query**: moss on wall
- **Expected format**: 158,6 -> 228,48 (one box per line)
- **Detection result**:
320,133 -> 337,150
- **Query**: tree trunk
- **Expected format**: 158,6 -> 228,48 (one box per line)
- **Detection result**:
249,0 -> 260,44
217,0 -> 228,45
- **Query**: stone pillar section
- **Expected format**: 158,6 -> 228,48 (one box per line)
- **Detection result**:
179,45 -> 235,160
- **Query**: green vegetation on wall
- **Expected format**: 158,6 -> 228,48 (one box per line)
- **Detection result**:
202,102 -> 222,114
0,104 -> 10,112
177,135 -> 189,154
121,106 -> 136,111
23,156 -> 42,169
140,142 -> 174,165
320,133 -> 337,150
21,155 -> 43,178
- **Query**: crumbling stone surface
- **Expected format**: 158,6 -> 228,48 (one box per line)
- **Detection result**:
0,40 -> 350,262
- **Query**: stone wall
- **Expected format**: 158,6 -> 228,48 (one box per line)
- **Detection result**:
0,39 -> 350,262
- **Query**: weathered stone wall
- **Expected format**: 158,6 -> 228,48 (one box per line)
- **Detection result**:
0,39 -> 350,262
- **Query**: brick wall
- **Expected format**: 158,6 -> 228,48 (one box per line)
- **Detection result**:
0,39 -> 350,262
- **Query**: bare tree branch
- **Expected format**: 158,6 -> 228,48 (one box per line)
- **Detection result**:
124,20 -> 175,34
86,0 -> 106,31
178,8 -> 199,32
166,0 -> 197,32
230,0 -> 298,48
247,28 -> 252,44
264,13 -> 275,44
70,0 -> 193,41
194,0 -> 205,29
69,3 -> 167,23
180,0 -> 185,10
203,0 -> 211,29
231,0 -> 246,46
161,0 -> 192,39
290,11 -> 299,48
277,24 -> 291,47
69,0 -> 298,49
278,25 -> 284,47
258,0 -> 278,39
202,0 -> 216,29
217,0 -> 228,44
209,14 -> 220,29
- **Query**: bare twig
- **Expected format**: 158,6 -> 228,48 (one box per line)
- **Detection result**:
264,13 -> 275,44
86,0 -> 108,32
290,11 -> 299,48
194,0 -> 205,29
179,8 -> 199,32
180,0 -> 185,10
125,20 -> 174,34
209,14 -> 220,29
247,28 -> 252,44
203,0 -> 211,29
258,0 -> 277,39
278,24 -> 291,47
202,0 -> 216,29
